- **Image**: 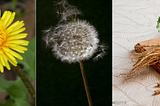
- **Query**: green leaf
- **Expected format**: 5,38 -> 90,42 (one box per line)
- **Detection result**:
0,77 -> 12,92
11,0 -> 17,11
6,78 -> 31,106
15,12 -> 24,19
157,23 -> 160,32
157,17 -> 160,32
0,77 -> 32,106
6,78 -> 27,98
0,99 -> 14,106
17,36 -> 36,80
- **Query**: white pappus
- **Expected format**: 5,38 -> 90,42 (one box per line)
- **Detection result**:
43,0 -> 107,63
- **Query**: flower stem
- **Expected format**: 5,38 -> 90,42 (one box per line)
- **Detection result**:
12,65 -> 36,105
79,61 -> 93,106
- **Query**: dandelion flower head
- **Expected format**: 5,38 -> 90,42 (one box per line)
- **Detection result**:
0,10 -> 29,73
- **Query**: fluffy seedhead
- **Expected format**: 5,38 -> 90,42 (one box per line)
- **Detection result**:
43,0 -> 107,63
44,19 -> 100,63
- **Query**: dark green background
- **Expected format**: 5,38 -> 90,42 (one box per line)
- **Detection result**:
37,0 -> 112,105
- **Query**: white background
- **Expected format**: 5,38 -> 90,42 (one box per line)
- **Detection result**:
113,0 -> 160,105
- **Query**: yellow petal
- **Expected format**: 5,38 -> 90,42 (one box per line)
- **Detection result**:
7,39 -> 29,45
3,50 -> 16,61
5,12 -> 15,28
5,62 -> 11,70
9,27 -> 26,36
15,45 -> 27,51
1,11 -> 7,21
6,21 -> 19,33
3,49 -> 17,66
6,26 -> 14,35
0,19 -> 4,27
2,46 -> 10,52
19,41 -> 29,46
10,46 -> 26,53
12,21 -> 24,32
1,52 -> 7,62
0,63 -> 4,73
3,11 -> 11,27
1,53 -> 10,70
2,46 -> 23,60
7,33 -> 27,40
8,45 -> 25,53
10,49 -> 23,60
8,57 -> 17,66
0,56 -> 5,66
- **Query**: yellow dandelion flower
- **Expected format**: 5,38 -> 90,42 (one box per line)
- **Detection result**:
0,10 -> 29,73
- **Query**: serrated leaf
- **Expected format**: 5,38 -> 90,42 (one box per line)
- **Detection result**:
17,36 -> 36,80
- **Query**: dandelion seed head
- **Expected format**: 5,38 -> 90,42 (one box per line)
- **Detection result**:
44,19 -> 100,63
43,0 -> 107,63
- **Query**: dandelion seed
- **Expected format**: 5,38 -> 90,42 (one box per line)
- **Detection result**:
54,0 -> 81,22
93,51 -> 106,61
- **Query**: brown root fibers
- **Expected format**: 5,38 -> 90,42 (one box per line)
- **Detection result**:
120,46 -> 160,95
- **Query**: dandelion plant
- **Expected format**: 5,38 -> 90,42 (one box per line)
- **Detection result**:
0,10 -> 35,104
43,0 -> 107,105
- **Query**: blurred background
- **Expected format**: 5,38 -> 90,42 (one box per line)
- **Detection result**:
37,0 -> 111,106
0,0 -> 35,105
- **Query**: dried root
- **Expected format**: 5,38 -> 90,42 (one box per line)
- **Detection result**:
120,46 -> 160,76
154,83 -> 160,95
120,45 -> 160,95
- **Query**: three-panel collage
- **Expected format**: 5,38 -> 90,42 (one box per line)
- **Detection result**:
0,0 -> 160,106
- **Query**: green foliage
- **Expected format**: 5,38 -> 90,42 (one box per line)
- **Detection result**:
0,99 -> 14,106
157,17 -> 160,32
17,36 -> 36,80
0,78 -> 32,106
6,78 -> 30,106
11,0 -> 24,19
11,0 -> 17,11
0,77 -> 11,92
15,12 -> 23,19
